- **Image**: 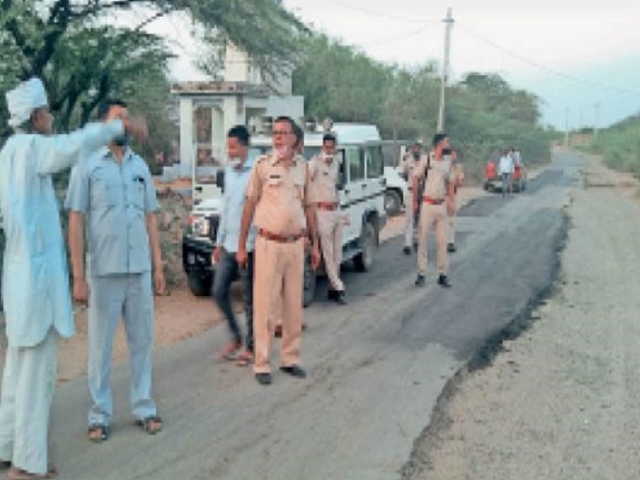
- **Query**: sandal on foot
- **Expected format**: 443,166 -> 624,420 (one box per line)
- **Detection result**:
235,350 -> 253,367
136,415 -> 163,435
87,424 -> 110,443
217,341 -> 240,361
7,465 -> 57,479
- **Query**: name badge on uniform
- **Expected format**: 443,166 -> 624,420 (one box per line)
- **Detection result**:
267,173 -> 282,186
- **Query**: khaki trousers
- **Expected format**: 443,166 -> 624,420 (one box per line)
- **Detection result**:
253,236 -> 303,374
403,188 -> 415,248
417,203 -> 448,276
448,198 -> 457,244
317,210 -> 344,291
0,329 -> 58,475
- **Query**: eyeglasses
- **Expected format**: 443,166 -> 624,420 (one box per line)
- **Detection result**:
272,130 -> 293,136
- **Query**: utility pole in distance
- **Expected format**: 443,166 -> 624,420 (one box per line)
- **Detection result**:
594,102 -> 600,139
436,7 -> 453,133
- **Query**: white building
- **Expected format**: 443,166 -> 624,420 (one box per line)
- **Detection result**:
171,43 -> 304,171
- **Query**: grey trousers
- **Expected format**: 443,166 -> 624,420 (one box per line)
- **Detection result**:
87,273 -> 156,426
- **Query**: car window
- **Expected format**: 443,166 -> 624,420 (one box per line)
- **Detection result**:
365,145 -> 384,179
346,147 -> 365,182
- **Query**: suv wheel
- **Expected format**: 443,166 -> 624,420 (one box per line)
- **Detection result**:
354,221 -> 377,272
384,189 -> 402,216
187,273 -> 212,297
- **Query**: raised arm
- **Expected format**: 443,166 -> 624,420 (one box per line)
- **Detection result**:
35,120 -> 123,175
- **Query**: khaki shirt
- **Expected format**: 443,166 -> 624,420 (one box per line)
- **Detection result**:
451,162 -> 464,192
414,153 -> 452,200
307,152 -> 340,204
400,153 -> 419,182
245,153 -> 309,236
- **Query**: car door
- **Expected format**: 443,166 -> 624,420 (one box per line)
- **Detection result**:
340,145 -> 366,244
364,143 -> 386,218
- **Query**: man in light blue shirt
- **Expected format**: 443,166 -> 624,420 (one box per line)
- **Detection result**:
65,99 -> 165,442
212,125 -> 256,366
0,78 -> 145,478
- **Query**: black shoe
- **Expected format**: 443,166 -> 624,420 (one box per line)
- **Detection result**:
280,365 -> 307,379
255,372 -> 272,385
447,243 -> 456,253
327,289 -> 337,300
403,246 -> 411,255
438,274 -> 452,288
415,275 -> 425,287
334,291 -> 347,305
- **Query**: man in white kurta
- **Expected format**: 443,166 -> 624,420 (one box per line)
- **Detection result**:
0,78 -> 139,478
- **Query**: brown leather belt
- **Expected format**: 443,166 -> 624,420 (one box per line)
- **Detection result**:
423,197 -> 445,205
316,202 -> 338,211
258,228 -> 305,243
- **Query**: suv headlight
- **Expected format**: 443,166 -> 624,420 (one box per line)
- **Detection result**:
186,214 -> 210,237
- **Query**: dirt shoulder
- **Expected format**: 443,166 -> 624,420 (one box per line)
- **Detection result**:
410,153 -> 640,480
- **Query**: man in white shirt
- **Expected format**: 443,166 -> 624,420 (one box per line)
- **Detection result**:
498,149 -> 515,198
0,77 -> 145,479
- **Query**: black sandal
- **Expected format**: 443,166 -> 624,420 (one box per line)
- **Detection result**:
87,424 -> 110,443
136,415 -> 163,435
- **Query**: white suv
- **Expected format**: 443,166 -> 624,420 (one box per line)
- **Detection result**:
182,122 -> 387,306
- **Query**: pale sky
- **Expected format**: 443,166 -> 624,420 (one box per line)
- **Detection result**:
159,0 -> 640,129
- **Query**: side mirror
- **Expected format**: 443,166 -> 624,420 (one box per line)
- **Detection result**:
216,169 -> 225,193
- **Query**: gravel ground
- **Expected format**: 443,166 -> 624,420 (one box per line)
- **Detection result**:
412,153 -> 640,480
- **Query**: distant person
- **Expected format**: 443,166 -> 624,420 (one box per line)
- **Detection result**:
66,99 -> 164,443
498,149 -> 515,197
400,141 -> 423,255
308,133 -> 346,304
444,148 -> 463,253
413,133 -> 455,288
212,125 -> 256,367
0,78 -> 145,478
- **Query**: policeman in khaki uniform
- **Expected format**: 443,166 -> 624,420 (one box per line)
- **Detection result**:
308,133 -> 347,304
413,132 -> 455,288
444,148 -> 464,253
237,116 -> 320,386
400,141 -> 424,255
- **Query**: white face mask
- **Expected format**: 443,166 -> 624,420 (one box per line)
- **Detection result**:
274,146 -> 292,160
228,157 -> 243,168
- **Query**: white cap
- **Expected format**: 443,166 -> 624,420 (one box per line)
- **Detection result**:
6,77 -> 49,128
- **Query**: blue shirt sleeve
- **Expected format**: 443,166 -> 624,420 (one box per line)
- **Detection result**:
143,165 -> 160,213
64,161 -> 90,214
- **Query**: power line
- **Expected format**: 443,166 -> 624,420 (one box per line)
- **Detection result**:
357,21 -> 440,49
321,0 -> 439,24
456,22 -> 640,97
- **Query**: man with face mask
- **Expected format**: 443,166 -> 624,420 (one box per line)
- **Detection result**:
0,79 -> 146,479
65,99 -> 164,443
237,116 -> 320,386
400,141 -> 424,255
212,125 -> 256,366
308,133 -> 346,304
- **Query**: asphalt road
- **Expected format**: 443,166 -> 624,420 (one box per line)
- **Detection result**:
49,152 -> 582,480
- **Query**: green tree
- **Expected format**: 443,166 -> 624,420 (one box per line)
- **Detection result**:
292,34 -> 392,124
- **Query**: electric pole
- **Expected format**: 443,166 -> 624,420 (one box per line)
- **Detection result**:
594,102 -> 600,139
437,7 -> 453,133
